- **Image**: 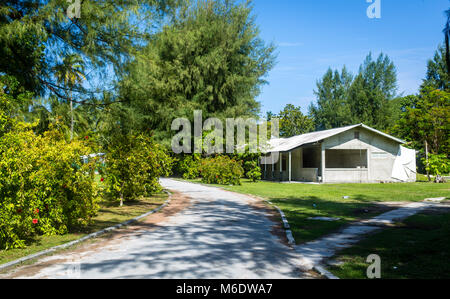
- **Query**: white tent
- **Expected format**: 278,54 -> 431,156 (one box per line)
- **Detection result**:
391,146 -> 417,182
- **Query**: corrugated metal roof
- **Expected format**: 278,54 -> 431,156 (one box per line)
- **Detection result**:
268,124 -> 405,153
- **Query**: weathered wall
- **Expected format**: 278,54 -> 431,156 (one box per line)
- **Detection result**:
291,148 -> 302,180
262,127 -> 407,183
322,127 -> 400,183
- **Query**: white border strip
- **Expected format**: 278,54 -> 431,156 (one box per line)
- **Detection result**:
263,200 -> 296,246
314,265 -> 340,280
0,191 -> 172,272
273,206 -> 296,245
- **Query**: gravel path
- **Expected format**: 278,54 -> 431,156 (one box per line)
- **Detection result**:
5,179 -> 306,279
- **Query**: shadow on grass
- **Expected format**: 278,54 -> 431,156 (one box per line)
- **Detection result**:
267,196 -> 396,244
328,211 -> 450,279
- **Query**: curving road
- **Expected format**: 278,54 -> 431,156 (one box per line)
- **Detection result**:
5,179 -> 306,279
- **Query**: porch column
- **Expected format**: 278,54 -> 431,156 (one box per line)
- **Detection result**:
289,151 -> 292,182
367,148 -> 371,182
279,152 -> 283,181
271,154 -> 275,180
321,143 -> 326,183
264,162 -> 267,180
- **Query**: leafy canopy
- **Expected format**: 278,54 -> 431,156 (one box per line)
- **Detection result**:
119,0 -> 276,143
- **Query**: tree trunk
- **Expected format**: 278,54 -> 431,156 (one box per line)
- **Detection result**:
120,182 -> 125,207
70,95 -> 74,141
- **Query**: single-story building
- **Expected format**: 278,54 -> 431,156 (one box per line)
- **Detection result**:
261,124 -> 416,183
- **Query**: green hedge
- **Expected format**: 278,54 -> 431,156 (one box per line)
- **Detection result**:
200,156 -> 244,185
0,126 -> 99,250
104,134 -> 173,204
175,154 -> 201,180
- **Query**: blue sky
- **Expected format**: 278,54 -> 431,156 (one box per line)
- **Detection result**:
252,0 -> 450,116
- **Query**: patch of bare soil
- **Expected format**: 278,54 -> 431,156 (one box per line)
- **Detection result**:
1,191 -> 191,279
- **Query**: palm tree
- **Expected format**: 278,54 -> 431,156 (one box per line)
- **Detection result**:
52,54 -> 86,140
444,9 -> 450,75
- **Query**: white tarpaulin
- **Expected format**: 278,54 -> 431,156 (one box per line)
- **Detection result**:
391,146 -> 417,182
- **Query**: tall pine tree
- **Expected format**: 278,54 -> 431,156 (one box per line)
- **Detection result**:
309,66 -> 353,130
119,0 -> 276,143
347,53 -> 397,130
0,0 -> 179,101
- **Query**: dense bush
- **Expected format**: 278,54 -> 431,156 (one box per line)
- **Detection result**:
423,154 -> 449,180
175,154 -> 201,179
0,126 -> 99,249
231,152 -> 262,182
244,160 -> 262,182
0,86 -> 100,250
104,134 -> 173,205
199,156 -> 244,185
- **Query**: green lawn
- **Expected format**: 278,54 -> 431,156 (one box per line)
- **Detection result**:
0,193 -> 168,266
328,211 -> 450,279
197,179 -> 450,244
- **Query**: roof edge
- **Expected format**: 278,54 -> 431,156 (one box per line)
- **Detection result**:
357,124 -> 406,144
267,124 -> 406,153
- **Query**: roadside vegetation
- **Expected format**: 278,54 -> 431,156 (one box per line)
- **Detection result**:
0,192 -> 168,266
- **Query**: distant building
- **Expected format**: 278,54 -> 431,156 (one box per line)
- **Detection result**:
262,124 -> 416,183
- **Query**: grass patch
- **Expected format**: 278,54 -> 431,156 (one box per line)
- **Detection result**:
328,211 -> 450,279
190,179 -> 450,243
0,193 -> 168,266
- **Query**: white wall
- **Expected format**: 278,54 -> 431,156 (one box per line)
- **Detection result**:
322,128 -> 401,183
263,127 -> 410,183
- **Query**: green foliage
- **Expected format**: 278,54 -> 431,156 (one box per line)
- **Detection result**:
200,156 -> 244,186
276,104 -> 314,137
119,0 -> 275,143
309,67 -> 353,130
244,160 -> 261,182
423,154 -> 449,176
347,53 -> 397,130
443,9 -> 450,75
104,134 -> 173,203
0,0 -> 178,98
309,53 -> 398,131
445,9 -> 450,76
176,154 -> 201,180
1,89 -> 99,249
230,152 -> 261,179
393,88 -> 449,155
421,45 -> 450,91
32,96 -> 102,139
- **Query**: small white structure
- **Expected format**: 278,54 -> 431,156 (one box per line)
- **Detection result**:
81,153 -> 105,164
262,124 -> 416,184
